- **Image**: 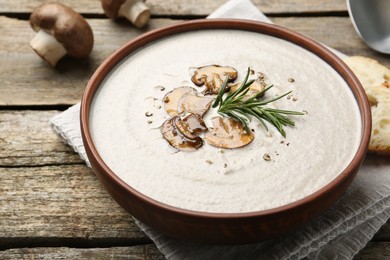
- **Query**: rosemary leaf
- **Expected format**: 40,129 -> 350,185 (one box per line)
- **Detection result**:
212,76 -> 230,108
215,67 -> 304,137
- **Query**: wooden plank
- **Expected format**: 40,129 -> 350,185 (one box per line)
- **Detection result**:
0,242 -> 390,260
0,0 -> 346,16
0,17 -> 178,106
273,16 -> 390,61
0,245 -> 165,259
0,110 -> 389,255
147,0 -> 346,16
354,242 -> 390,259
1,16 -> 388,107
0,111 -> 83,166
0,164 -> 149,245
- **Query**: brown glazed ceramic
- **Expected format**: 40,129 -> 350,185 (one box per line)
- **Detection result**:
80,19 -> 371,244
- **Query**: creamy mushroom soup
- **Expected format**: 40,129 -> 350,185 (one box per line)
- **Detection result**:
90,30 -> 361,213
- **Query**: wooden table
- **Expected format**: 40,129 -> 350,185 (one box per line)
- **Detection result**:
0,1 -> 388,258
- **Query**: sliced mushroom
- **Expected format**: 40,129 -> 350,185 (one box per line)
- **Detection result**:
29,3 -> 94,66
163,87 -> 196,116
191,65 -> 238,95
229,77 -> 266,99
177,93 -> 214,116
161,117 -> 203,152
205,117 -> 254,149
175,113 -> 208,140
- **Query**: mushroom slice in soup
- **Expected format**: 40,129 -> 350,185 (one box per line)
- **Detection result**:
163,87 -> 197,116
205,117 -> 254,149
229,77 -> 266,99
175,113 -> 208,140
178,93 -> 214,116
191,65 -> 237,95
161,116 -> 203,151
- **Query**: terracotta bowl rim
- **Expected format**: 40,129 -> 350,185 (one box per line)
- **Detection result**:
80,18 -> 371,220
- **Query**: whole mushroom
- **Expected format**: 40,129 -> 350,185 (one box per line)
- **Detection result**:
29,3 -> 94,66
101,0 -> 150,28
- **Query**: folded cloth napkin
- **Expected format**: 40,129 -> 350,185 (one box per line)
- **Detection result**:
51,0 -> 390,258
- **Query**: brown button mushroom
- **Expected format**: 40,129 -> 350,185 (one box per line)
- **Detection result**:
163,87 -> 197,116
205,117 -> 254,149
191,65 -> 238,95
161,116 -> 203,152
101,0 -> 150,28
175,113 -> 208,140
229,77 -> 266,99
177,93 -> 214,116
29,3 -> 94,66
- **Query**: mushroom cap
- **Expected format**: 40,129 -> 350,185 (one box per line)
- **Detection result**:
101,0 -> 127,18
177,93 -> 214,116
163,86 -> 197,116
191,65 -> 238,95
161,116 -> 203,152
229,78 -> 266,99
29,3 -> 93,58
205,117 -> 254,149
175,113 -> 208,140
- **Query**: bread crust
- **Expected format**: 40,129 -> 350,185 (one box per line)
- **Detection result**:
344,56 -> 390,155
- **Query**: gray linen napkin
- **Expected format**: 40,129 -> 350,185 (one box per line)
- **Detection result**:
51,0 -> 390,259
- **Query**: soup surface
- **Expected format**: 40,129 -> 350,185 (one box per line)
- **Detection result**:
90,29 -> 361,213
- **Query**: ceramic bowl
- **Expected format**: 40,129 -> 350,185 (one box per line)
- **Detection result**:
80,19 -> 371,244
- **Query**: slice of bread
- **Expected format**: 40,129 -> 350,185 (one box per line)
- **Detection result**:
344,56 -> 390,154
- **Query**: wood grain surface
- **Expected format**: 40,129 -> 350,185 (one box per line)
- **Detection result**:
0,0 -> 388,258
1,16 -> 389,106
0,111 -> 82,166
0,106 -> 388,257
0,0 -> 346,16
0,17 -> 178,106
0,162 -> 148,243
0,246 -> 165,260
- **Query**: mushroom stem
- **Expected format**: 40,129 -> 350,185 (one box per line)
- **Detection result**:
118,0 -> 150,28
29,30 -> 67,66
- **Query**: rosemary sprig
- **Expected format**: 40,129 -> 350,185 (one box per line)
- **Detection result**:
212,68 -> 304,137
